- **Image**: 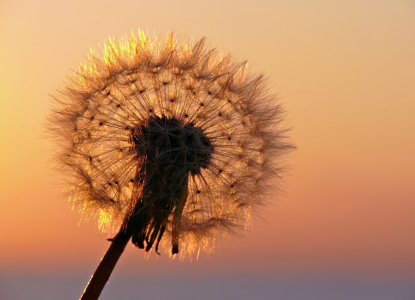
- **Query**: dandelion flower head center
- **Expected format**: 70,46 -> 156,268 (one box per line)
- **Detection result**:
131,116 -> 214,176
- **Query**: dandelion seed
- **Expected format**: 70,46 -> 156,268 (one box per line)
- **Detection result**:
47,30 -> 294,300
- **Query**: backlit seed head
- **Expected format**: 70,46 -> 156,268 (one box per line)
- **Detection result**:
48,30 -> 294,258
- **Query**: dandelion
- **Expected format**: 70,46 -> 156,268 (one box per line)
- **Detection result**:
48,30 -> 294,300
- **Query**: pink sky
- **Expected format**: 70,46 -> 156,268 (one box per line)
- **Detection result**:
1,0 -> 414,282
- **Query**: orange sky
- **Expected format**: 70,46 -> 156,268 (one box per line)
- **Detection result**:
1,0 -> 414,278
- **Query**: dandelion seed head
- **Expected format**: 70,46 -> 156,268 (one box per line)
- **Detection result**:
48,30 -> 294,258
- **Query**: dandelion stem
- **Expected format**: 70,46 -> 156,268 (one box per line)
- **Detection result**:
79,236 -> 130,300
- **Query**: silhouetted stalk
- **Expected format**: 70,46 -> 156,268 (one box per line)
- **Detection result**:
80,235 -> 130,300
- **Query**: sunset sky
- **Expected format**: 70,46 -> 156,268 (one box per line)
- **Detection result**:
1,1 -> 414,299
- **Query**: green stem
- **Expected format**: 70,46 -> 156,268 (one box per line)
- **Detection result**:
79,235 -> 130,300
